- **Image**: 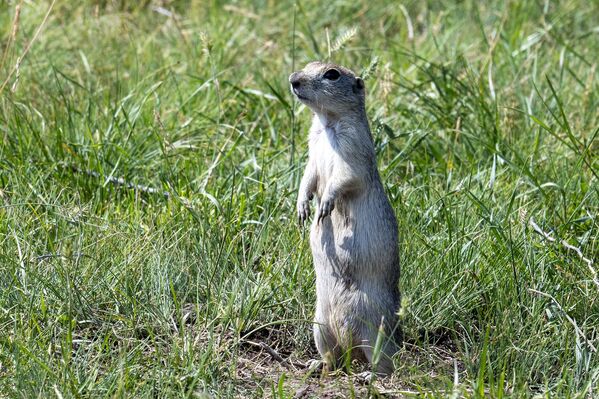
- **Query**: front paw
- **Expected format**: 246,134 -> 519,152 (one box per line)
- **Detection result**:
297,199 -> 311,227
317,196 -> 335,224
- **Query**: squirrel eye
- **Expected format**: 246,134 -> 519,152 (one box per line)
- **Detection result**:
323,69 -> 341,80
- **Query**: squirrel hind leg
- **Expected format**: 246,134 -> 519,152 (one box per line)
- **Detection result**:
358,321 -> 400,376
313,322 -> 343,371
360,341 -> 396,376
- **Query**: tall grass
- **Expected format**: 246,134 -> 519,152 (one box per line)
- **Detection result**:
0,1 -> 597,397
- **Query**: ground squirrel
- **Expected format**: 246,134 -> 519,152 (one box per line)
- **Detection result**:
289,61 -> 401,375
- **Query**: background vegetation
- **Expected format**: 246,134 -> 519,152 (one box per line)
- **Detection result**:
0,0 -> 597,397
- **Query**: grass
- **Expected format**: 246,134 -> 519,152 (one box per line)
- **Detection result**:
0,0 -> 597,397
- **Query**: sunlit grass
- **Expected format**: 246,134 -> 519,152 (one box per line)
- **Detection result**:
0,1 -> 597,397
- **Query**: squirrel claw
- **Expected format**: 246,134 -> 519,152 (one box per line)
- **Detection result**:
297,200 -> 310,227
317,197 -> 334,224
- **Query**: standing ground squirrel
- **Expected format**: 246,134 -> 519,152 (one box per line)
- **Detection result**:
289,61 -> 401,375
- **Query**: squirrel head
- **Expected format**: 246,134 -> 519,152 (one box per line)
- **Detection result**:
289,62 -> 365,117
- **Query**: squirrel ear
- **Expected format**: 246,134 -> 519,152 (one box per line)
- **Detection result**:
353,77 -> 365,93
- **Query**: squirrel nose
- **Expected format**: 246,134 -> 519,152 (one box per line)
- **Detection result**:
289,72 -> 301,89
